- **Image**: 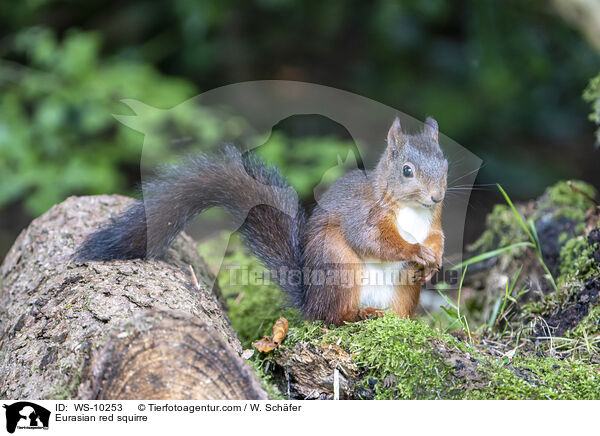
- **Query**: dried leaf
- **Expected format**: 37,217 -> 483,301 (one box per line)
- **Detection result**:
252,317 -> 289,353
272,317 -> 289,345
253,336 -> 277,352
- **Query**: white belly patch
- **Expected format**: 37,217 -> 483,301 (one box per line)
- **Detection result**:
358,206 -> 431,309
395,206 -> 432,244
359,261 -> 407,309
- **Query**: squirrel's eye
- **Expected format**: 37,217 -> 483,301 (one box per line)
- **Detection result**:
402,164 -> 414,178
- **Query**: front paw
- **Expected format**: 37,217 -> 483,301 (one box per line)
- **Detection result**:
424,265 -> 440,282
411,244 -> 437,266
410,264 -> 438,283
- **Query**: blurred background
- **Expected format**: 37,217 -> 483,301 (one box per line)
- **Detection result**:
1,0 -> 599,261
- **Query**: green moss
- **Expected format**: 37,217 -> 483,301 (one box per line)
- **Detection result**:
557,232 -> 600,339
583,73 -> 600,146
557,235 -> 599,286
283,314 -> 463,399
470,181 -> 596,256
335,318 -> 460,399
467,181 -> 598,337
558,232 -> 568,244
569,305 -> 600,338
471,355 -> 600,399
522,230 -> 599,325
198,231 -> 300,348
285,320 -> 330,344
469,203 -> 527,254
518,236 -> 598,341
277,314 -> 600,399
537,180 -> 597,222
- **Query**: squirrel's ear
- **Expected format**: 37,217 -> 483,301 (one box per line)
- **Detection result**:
424,116 -> 439,142
387,117 -> 404,151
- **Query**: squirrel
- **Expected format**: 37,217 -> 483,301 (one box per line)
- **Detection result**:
77,116 -> 448,325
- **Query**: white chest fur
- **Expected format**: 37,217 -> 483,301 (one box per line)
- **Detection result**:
395,206 -> 432,244
359,206 -> 432,309
359,261 -> 406,309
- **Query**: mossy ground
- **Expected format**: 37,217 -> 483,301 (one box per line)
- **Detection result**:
284,315 -> 465,399
197,231 -> 300,348
279,314 -> 600,399
198,181 -> 600,399
557,235 -> 598,285
519,228 -> 600,353
521,234 -> 598,317
469,203 -> 528,255
465,181 -> 599,334
469,180 -> 596,255
472,354 -> 600,400
538,180 -> 597,223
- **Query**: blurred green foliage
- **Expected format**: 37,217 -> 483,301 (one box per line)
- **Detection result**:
0,25 -> 357,216
583,72 -> 600,147
0,27 -> 196,214
0,0 -> 599,257
256,132 -> 356,199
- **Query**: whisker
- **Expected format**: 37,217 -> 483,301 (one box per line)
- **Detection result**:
443,197 -> 477,211
446,156 -> 466,167
450,183 -> 496,188
448,163 -> 486,186
447,187 -> 495,192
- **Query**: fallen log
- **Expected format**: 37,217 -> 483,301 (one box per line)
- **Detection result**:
0,195 -> 267,400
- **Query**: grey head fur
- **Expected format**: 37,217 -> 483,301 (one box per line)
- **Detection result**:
376,116 -> 448,207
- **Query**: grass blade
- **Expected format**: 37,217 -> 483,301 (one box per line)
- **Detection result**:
497,184 -> 534,241
451,242 -> 534,270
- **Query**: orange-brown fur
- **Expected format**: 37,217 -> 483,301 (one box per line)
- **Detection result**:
302,188 -> 444,325
301,115 -> 446,325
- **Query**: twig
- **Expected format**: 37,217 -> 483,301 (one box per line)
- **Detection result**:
333,368 -> 340,400
234,292 -> 245,305
189,265 -> 201,291
303,389 -> 316,400
568,180 -> 599,206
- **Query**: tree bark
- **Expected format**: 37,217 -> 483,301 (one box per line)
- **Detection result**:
0,195 -> 267,400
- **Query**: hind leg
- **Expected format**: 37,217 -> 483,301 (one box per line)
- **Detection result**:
391,266 -> 423,318
303,223 -> 365,325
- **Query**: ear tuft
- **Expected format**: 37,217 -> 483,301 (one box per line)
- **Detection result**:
387,116 -> 404,151
424,116 -> 439,142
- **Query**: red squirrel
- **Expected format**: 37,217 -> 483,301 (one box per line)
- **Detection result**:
78,117 -> 447,325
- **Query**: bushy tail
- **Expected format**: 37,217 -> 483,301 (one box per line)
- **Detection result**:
77,145 -> 306,307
